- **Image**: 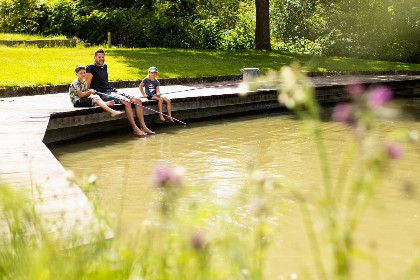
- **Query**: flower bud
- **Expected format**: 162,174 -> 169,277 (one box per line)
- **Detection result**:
367,86 -> 392,107
385,142 -> 404,159
190,230 -> 206,250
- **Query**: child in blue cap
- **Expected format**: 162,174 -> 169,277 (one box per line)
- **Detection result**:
139,66 -> 173,122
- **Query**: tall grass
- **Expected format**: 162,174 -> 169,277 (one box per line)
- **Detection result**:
0,165 -> 286,279
0,45 -> 419,87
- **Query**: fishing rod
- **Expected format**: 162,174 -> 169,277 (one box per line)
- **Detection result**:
95,91 -> 187,126
156,82 -> 240,97
95,82 -> 242,125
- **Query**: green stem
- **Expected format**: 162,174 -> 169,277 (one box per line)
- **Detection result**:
294,190 -> 328,280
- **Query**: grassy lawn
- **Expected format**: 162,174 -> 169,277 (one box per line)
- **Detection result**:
1,45 -> 420,87
0,33 -> 67,40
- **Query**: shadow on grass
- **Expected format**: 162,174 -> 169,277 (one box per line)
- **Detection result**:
106,48 -> 420,78
106,48 -> 300,78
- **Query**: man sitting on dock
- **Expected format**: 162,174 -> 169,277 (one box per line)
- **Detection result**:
85,48 -> 155,137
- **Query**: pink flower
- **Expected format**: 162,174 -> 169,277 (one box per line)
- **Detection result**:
346,80 -> 364,97
151,164 -> 183,188
332,103 -> 353,123
367,86 -> 393,107
190,230 -> 206,250
385,143 -> 404,159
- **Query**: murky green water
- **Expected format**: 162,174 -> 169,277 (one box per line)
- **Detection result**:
51,98 -> 420,279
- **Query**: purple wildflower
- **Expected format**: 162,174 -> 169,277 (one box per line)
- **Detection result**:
190,230 -> 206,250
332,102 -> 353,123
151,163 -> 183,188
346,80 -> 364,97
367,86 -> 393,107
385,143 -> 404,159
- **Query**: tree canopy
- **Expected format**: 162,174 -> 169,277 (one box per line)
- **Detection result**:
1,0 -> 419,62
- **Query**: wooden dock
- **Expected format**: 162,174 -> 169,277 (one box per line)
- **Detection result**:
0,72 -> 419,238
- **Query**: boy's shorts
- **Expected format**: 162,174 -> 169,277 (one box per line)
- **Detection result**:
100,89 -> 134,104
74,97 -> 94,107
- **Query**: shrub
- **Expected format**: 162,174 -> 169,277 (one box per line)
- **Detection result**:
0,0 -> 39,33
37,0 -> 79,37
189,17 -> 222,49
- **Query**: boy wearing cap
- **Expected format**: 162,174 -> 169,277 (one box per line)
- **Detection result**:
139,66 -> 173,122
69,64 -> 124,117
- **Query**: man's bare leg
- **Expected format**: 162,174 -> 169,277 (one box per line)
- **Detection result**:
132,98 -> 156,134
122,101 -> 147,136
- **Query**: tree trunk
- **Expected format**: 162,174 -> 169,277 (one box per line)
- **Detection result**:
254,0 -> 271,50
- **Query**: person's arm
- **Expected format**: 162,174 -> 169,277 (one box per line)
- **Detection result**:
156,85 -> 161,97
139,82 -> 147,98
77,89 -> 95,98
85,73 -> 93,89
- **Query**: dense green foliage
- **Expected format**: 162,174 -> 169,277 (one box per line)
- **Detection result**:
0,0 -> 419,62
271,0 -> 420,63
0,0 -> 255,49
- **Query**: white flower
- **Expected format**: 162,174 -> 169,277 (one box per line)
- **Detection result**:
88,174 -> 97,184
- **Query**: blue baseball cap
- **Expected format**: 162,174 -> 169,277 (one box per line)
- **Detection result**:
148,66 -> 158,72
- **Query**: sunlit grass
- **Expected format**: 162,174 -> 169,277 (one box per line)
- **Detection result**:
0,32 -> 66,40
0,45 -> 419,87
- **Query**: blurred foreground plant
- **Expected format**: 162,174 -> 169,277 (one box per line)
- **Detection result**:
0,162 -> 286,280
245,63 -> 418,280
134,162 -> 286,280
0,178 -> 134,280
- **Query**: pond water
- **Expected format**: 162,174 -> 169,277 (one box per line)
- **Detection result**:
51,98 -> 420,279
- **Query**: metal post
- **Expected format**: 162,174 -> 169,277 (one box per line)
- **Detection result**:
240,68 -> 259,82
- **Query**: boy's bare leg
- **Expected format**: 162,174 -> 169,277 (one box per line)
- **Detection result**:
93,98 -> 124,117
132,97 -> 156,134
158,98 -> 165,121
151,96 -> 165,121
122,101 -> 147,136
163,96 -> 174,122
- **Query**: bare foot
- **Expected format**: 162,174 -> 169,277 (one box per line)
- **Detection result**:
168,116 -> 174,123
134,130 -> 147,137
142,127 -> 156,135
111,110 -> 124,117
105,100 -> 115,106
160,114 -> 166,121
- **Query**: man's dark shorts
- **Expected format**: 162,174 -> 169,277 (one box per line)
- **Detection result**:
74,97 -> 94,107
99,89 -> 134,104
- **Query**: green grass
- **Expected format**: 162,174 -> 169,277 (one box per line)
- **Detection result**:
0,33 -> 67,40
1,45 -> 420,87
